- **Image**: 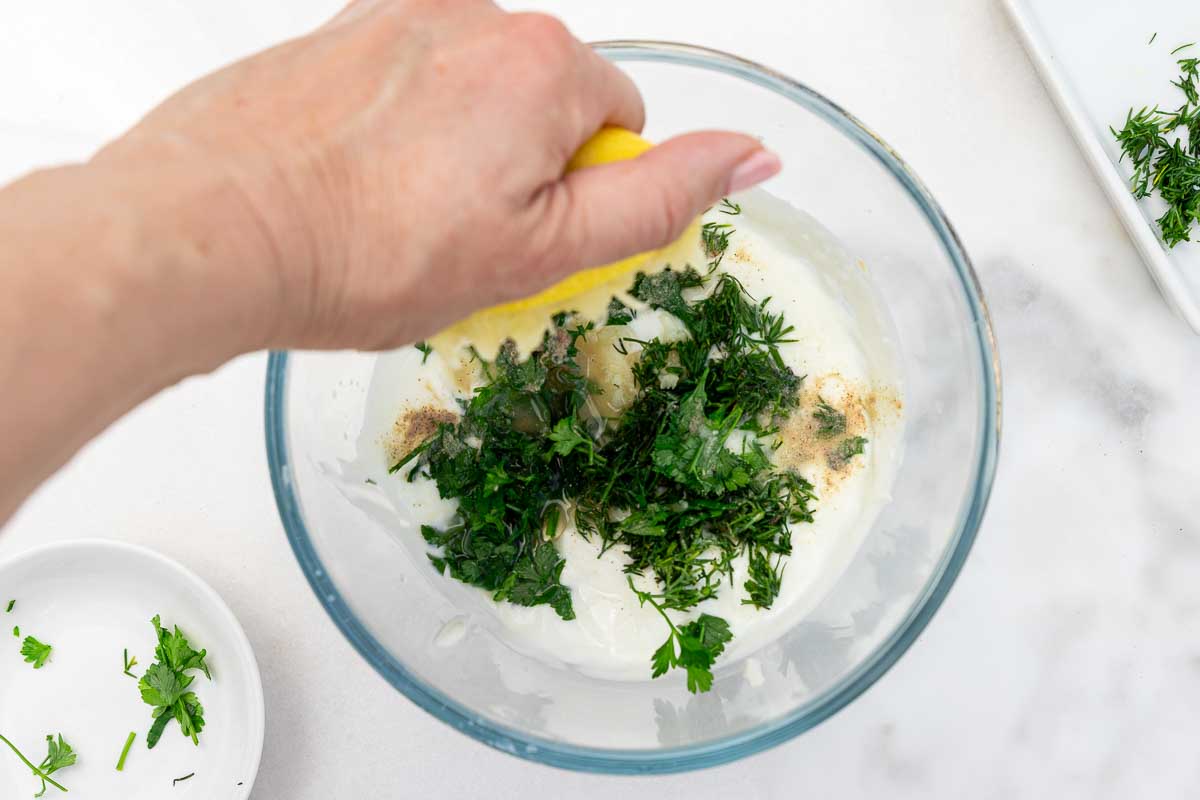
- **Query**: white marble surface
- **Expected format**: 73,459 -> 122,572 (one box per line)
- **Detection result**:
3,0 -> 1199,797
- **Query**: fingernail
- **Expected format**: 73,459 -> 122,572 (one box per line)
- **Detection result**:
726,149 -> 782,194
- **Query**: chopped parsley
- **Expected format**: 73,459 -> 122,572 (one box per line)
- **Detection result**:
20,636 -> 52,669
1112,47 -> 1200,247
5,599 -> 13,613
396,211 -> 817,692
414,341 -> 433,364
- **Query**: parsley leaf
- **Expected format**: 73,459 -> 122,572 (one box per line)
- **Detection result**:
629,578 -> 732,694
414,341 -> 433,364
496,543 -> 575,621
547,418 -> 602,464
140,662 -> 189,709
34,735 -> 75,797
152,615 -> 210,679
20,636 -> 52,669
5,599 -> 13,613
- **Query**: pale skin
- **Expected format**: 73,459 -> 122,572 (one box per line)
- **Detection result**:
0,0 -> 780,525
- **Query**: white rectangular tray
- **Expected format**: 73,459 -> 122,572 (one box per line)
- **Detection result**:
1002,0 -> 1200,333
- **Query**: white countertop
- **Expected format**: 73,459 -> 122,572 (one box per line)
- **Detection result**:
3,1 -> 1199,797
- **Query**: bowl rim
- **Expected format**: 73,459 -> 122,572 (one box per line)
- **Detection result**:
264,40 -> 1001,775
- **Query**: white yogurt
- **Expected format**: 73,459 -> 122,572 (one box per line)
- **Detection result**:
357,189 -> 903,681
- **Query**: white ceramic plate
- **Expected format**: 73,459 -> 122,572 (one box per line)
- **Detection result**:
0,540 -> 264,798
1003,0 -> 1200,334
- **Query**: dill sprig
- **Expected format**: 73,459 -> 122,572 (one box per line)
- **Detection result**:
1112,51 -> 1200,247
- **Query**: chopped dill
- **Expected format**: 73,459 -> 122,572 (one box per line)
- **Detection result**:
813,398 -> 846,438
1113,47 -> 1200,246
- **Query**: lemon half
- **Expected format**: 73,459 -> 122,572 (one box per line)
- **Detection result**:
427,127 -> 699,358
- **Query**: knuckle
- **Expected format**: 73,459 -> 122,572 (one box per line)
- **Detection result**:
508,12 -> 576,62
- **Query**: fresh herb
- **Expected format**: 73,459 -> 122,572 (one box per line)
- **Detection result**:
5,600 -> 13,613
831,435 -> 869,469
116,732 -> 136,772
12,626 -> 18,638
606,296 -> 635,325
414,341 -> 433,364
398,216 -> 815,689
138,616 -> 210,748
700,221 -> 734,267
1171,42 -> 1195,55
743,548 -> 785,609
20,636 -> 52,669
697,196 -> 744,269
1112,51 -> 1200,247
813,398 -> 846,438
628,578 -> 732,693
123,648 -> 138,678
0,733 -> 76,797
1150,32 -> 1158,45
173,772 -> 195,786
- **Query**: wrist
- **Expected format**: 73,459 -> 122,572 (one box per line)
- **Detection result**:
0,160 -> 284,519
78,147 -> 290,370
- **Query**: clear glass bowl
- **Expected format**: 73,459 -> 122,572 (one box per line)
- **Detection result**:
264,41 -> 1000,774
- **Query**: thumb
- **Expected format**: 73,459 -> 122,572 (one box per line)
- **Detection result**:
539,132 -> 780,276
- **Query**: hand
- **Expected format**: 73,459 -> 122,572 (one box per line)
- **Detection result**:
96,0 -> 780,352
0,0 -> 781,525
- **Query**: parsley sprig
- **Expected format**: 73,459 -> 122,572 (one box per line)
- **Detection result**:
0,733 -> 76,797
137,616 -> 211,748
628,578 -> 733,693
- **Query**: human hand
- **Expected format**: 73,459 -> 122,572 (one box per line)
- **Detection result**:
96,0 -> 780,352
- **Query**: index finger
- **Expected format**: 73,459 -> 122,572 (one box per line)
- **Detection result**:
573,41 -> 646,137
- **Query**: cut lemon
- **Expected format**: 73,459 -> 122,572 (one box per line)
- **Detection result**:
427,127 -> 700,358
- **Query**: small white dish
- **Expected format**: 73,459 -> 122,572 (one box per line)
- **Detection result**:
0,540 -> 264,798
1003,0 -> 1200,334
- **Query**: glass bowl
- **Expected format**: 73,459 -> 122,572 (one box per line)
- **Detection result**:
264,41 -> 1000,774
